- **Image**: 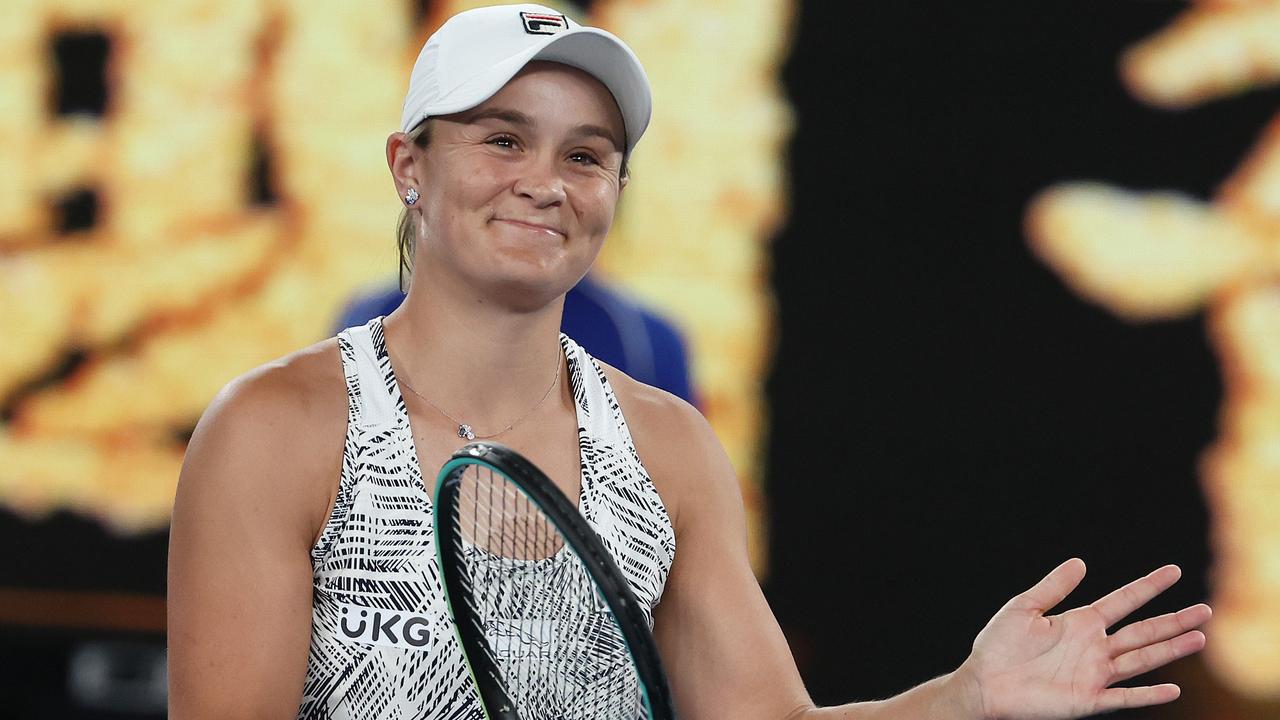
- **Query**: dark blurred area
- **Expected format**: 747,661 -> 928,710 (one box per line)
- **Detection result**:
767,2 -> 1278,719
2,1 -> 1278,718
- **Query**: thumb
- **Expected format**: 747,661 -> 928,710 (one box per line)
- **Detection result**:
1007,557 -> 1086,614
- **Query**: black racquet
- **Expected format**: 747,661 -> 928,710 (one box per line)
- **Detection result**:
434,441 -> 676,720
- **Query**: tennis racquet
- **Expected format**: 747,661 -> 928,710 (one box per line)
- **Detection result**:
433,441 -> 676,720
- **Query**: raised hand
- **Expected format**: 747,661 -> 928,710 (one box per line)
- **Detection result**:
952,558 -> 1210,720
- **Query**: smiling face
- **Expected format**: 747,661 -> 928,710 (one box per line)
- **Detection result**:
392,61 -> 628,312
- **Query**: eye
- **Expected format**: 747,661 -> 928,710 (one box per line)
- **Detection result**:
486,134 -> 518,150
568,151 -> 600,166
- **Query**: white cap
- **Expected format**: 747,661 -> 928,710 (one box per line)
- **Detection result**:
400,4 -> 652,155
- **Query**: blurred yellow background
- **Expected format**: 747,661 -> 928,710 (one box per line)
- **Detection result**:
0,0 -> 793,575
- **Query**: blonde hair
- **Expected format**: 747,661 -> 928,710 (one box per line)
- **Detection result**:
396,120 -> 433,293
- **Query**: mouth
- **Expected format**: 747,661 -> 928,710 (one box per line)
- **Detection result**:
494,218 -> 566,238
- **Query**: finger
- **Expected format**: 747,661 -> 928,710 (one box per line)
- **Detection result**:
1094,684 -> 1181,712
1008,558 -> 1086,613
1111,630 -> 1207,683
1109,603 -> 1212,656
1091,564 -> 1181,628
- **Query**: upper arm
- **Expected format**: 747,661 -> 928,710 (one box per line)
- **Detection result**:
167,352 -> 344,719
614,373 -> 813,719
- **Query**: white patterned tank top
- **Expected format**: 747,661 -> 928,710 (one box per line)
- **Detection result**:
298,317 -> 676,719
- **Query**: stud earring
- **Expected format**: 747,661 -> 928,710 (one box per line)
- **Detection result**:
404,187 -> 419,206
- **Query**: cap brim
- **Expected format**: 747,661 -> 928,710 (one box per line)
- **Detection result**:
403,26 -> 651,155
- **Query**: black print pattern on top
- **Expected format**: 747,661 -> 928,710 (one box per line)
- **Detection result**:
297,317 -> 676,720
459,535 -> 644,719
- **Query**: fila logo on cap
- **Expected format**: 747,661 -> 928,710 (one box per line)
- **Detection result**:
520,11 -> 568,35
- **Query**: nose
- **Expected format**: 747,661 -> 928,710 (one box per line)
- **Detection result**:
512,156 -> 566,208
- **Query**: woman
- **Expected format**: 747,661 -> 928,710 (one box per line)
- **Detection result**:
167,4 -> 1211,719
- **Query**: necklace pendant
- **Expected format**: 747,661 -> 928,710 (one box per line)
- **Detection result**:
458,424 -> 475,440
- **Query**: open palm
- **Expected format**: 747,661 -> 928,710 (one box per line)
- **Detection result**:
956,559 -> 1210,720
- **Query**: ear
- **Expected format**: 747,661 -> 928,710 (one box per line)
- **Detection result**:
618,173 -> 629,194
387,132 -> 422,201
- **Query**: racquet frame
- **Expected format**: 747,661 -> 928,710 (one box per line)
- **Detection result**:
434,441 -> 676,720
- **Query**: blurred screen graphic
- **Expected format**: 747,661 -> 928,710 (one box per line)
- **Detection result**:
1026,1 -> 1280,699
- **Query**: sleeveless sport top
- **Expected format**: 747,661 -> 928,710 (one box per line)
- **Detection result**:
298,317 -> 676,719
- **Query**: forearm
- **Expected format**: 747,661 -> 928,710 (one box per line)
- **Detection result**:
791,667 -> 984,720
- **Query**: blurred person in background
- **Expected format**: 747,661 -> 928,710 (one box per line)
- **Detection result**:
335,273 -> 697,407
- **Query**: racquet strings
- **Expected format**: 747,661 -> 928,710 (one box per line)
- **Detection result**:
444,464 -> 647,720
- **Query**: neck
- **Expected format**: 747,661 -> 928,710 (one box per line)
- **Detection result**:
381,275 -> 567,433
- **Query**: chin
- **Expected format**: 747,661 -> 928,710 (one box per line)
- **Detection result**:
484,251 -> 593,303
463,230 -> 601,310
477,262 -> 583,313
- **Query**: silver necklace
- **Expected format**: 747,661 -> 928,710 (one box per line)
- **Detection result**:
398,353 -> 561,440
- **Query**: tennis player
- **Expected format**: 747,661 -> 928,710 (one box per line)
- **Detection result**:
167,4 -> 1211,719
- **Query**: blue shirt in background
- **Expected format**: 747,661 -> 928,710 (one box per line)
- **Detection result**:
335,274 -> 697,406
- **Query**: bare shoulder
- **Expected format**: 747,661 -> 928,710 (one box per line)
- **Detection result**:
596,360 -> 706,440
178,337 -> 347,547
169,338 -> 344,716
214,337 -> 343,415
596,361 -> 741,535
194,337 -> 346,455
